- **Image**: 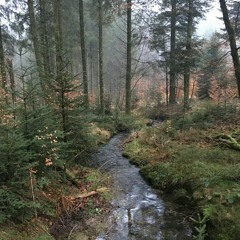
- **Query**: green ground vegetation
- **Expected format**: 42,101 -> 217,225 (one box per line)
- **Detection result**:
123,103 -> 240,240
0,113 -> 145,240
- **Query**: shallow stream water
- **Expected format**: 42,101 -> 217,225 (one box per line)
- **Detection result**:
93,133 -> 192,240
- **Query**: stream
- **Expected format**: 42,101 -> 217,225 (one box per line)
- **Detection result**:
92,133 -> 192,240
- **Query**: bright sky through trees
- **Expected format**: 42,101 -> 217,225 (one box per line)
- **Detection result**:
0,0 -> 223,38
197,0 -> 223,37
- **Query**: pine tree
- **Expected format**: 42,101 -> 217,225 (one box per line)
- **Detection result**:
219,0 -> 240,98
79,0 -> 89,108
125,0 -> 132,114
197,33 -> 226,99
149,0 -> 209,105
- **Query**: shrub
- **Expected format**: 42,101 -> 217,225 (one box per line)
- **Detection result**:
0,126 -> 37,223
172,109 -> 213,130
172,102 -> 239,131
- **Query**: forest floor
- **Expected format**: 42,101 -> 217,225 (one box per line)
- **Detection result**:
0,118 -> 113,240
123,103 -> 240,240
2,104 -> 240,240
0,166 -> 113,240
0,114 -> 145,240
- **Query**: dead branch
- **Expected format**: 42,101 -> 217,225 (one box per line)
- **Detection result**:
72,187 -> 109,200
215,133 -> 240,151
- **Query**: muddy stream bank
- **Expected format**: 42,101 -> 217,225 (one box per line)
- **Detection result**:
92,133 -> 192,240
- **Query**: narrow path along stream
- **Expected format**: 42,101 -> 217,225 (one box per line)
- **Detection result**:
93,133 -> 192,240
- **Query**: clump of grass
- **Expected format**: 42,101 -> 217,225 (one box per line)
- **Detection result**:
0,222 -> 54,240
123,126 -> 172,166
115,113 -> 146,132
123,139 -> 159,166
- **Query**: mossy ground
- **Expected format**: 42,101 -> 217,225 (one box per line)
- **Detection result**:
123,107 -> 240,240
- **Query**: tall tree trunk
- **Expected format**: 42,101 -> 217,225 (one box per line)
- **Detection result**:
125,0 -> 132,114
219,0 -> 240,98
7,59 -> 15,106
79,0 -> 89,108
39,0 -> 51,79
27,0 -> 46,98
183,0 -> 193,110
89,52 -> 93,95
53,0 -> 63,77
0,24 -> 6,90
53,0 -> 67,141
98,0 -> 104,114
169,0 -> 177,104
165,63 -> 169,105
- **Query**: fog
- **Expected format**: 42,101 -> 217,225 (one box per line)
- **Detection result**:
197,0 -> 224,37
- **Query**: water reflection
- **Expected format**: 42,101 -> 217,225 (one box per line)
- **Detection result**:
94,134 -> 192,240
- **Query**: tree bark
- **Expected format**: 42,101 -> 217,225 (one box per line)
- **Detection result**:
183,0 -> 193,110
79,0 -> 89,108
169,0 -> 177,104
98,0 -> 104,114
53,0 -> 67,142
27,0 -> 46,97
125,0 -> 132,114
0,24 -> 6,90
53,0 -> 63,77
219,0 -> 240,98
7,59 -> 15,106
39,0 -> 52,80
165,63 -> 169,105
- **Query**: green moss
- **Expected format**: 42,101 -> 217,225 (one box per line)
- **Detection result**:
115,113 -> 146,132
123,114 -> 240,239
123,140 -> 149,166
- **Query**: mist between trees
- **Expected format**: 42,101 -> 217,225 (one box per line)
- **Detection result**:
0,0 -> 239,225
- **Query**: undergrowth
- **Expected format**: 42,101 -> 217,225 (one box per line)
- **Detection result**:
0,167 -> 112,240
0,112 -> 144,239
123,104 -> 240,240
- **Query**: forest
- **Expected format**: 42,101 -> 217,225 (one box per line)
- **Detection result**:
1,0 -> 240,239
